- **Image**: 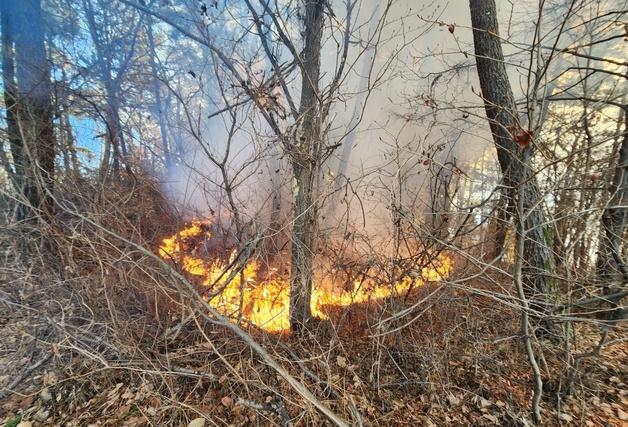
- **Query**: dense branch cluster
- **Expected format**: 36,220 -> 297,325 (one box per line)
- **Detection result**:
0,0 -> 625,425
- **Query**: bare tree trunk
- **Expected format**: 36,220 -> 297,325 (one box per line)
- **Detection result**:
62,112 -> 80,179
59,116 -> 72,177
1,2 -> 32,219
104,97 -> 122,179
146,17 -> 173,174
3,0 -> 56,221
105,83 -> 132,178
469,0 -> 556,317
289,0 -> 325,331
486,191 -> 513,260
262,12 -> 283,263
99,132 -> 112,180
514,180 -> 543,423
171,82 -> 184,159
83,0 -> 133,179
58,69 -> 80,180
429,162 -> 456,243
269,145 -> 283,228
596,107 -> 628,324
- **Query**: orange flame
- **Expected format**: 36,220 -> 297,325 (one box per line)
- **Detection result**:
159,220 -> 452,332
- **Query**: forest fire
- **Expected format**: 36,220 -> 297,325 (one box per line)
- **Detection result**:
159,220 -> 452,332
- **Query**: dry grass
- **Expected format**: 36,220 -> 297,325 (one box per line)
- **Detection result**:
0,175 -> 626,426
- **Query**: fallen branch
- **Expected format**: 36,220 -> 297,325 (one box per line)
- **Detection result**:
0,352 -> 52,400
60,203 -> 351,427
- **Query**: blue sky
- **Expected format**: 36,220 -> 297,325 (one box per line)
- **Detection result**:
69,115 -> 101,167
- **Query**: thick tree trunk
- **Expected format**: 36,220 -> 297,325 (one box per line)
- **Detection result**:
469,0 -> 556,312
289,0 -> 324,331
290,160 -> 317,329
2,0 -> 56,221
596,108 -> 628,324
1,3 -> 31,219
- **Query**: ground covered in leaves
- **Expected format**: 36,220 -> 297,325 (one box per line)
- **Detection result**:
1,181 -> 626,426
1,278 -> 626,427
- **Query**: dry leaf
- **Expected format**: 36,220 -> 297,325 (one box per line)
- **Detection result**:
34,408 -> 50,422
477,397 -> 492,408
512,128 -> 531,147
42,371 -> 57,386
148,396 -> 161,407
39,387 -> 53,403
336,356 -> 347,368
221,396 -> 233,407
559,413 -> 573,422
447,394 -> 460,406
121,388 -> 135,400
188,418 -> 206,427
482,413 -> 499,423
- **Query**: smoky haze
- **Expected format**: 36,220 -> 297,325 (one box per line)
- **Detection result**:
156,0 -> 580,245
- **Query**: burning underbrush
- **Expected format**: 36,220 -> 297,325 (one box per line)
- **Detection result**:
1,186 -> 625,426
158,219 -> 453,332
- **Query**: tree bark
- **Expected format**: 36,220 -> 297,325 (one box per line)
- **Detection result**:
2,0 -> 56,221
596,107 -> 628,324
289,0 -> 325,331
103,77 -> 130,178
65,113 -> 80,178
1,2 -> 29,216
469,0 -> 556,313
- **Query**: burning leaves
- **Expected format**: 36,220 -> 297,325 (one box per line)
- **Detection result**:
158,220 -> 453,332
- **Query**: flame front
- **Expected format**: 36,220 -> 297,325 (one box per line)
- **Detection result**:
159,220 -> 452,332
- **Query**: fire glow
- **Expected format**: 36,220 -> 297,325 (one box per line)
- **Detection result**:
159,220 -> 452,332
